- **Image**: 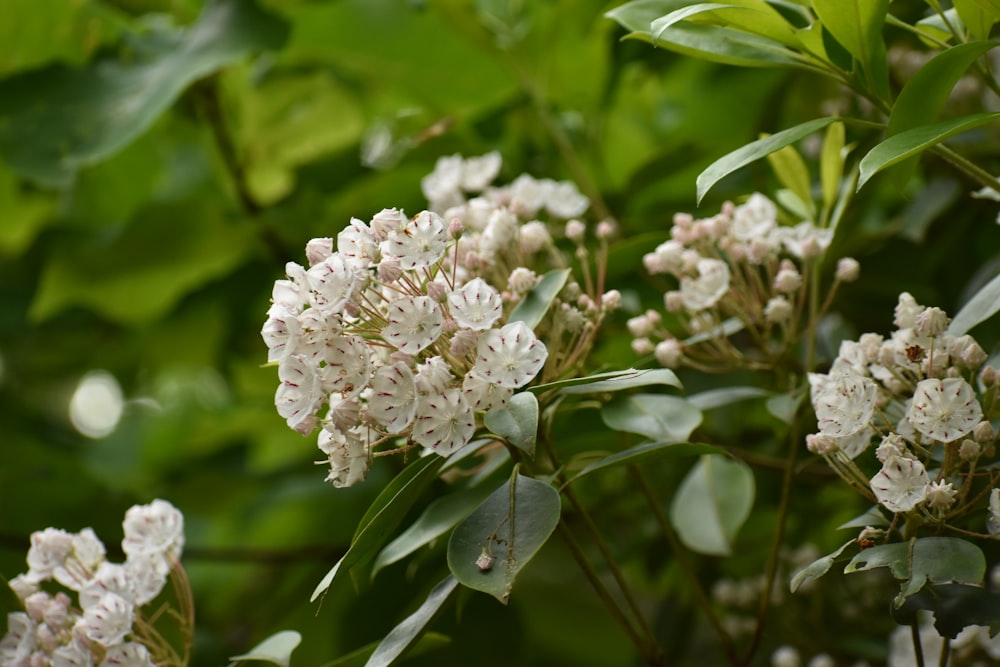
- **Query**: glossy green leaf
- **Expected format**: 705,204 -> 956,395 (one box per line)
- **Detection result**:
895,583 -> 1000,640
641,23 -> 802,68
651,0 -> 799,46
606,0 -> 685,32
651,3 -> 738,37
857,112 -> 1000,189
669,454 -> 755,556
601,394 -> 703,442
529,369 -> 656,394
365,576 -> 459,667
0,0 -> 290,187
765,141 -> 815,218
311,455 -> 445,602
837,505 -> 890,530
765,389 -> 805,424
686,386 -> 769,411
447,473 -> 561,604
820,121 -> 845,209
565,440 -> 723,486
484,392 -> 539,456
948,271 -> 1000,335
790,539 -> 855,593
811,0 -> 890,99
954,0 -> 999,40
229,630 -> 301,667
555,368 -> 683,394
509,268 -> 571,330
696,117 -> 837,203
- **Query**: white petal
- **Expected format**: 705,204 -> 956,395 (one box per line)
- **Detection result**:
380,210 -> 449,270
680,258 -> 730,311
907,378 -> 983,443
473,321 -> 548,389
320,334 -> 371,397
412,389 -> 476,455
813,374 -> 877,437
382,296 -> 445,355
448,278 -> 503,330
870,455 -> 930,513
306,253 -> 357,314
367,361 -> 417,432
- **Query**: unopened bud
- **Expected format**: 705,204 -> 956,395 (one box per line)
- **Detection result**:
975,421 -> 996,443
654,339 -> 682,368
565,220 -> 586,243
601,289 -> 622,311
835,257 -> 860,282
959,438 -> 981,461
596,220 -> 617,240
631,337 -> 655,355
915,307 -> 949,337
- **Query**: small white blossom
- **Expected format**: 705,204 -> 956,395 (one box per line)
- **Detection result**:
337,219 -> 379,268
275,355 -> 323,433
414,356 -> 455,395
80,592 -> 133,647
730,193 -> 776,241
100,642 -> 155,667
0,612 -> 36,663
320,334 -> 371,397
26,528 -> 74,581
306,254 -> 357,315
870,455 -> 930,513
462,371 -> 513,411
894,292 -> 923,329
448,278 -> 503,330
412,389 -> 476,455
473,321 -> 548,388
907,378 -> 983,443
812,374 -> 878,438
925,480 -> 957,510
545,180 -> 589,218
367,361 -> 417,433
382,296 -> 445,355
318,426 -> 370,488
680,258 -> 730,311
381,210 -> 449,270
79,563 -> 132,610
121,500 -> 184,575
123,557 -> 168,606
460,151 -> 502,191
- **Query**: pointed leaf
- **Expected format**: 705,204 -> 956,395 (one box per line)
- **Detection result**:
484,392 -> 539,456
687,386 -> 769,411
509,268 -> 571,330
601,394 -> 703,442
954,0 -> 999,40
837,505 -> 890,530
230,631 -> 301,667
323,634 -> 451,667
812,0 -> 890,99
790,539 -> 855,593
766,141 -> 815,218
821,121 -> 846,209
447,474 -> 561,604
857,113 -> 1000,188
365,576 -> 459,667
643,23 -> 802,68
765,389 -> 805,424
948,270 -> 1000,335
565,440 -> 723,486
697,117 -> 838,203
529,368 -> 659,394
651,3 -> 739,38
669,454 -> 755,556
555,368 -> 682,394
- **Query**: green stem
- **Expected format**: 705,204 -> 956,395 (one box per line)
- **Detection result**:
912,620 -> 926,667
931,144 -> 1000,192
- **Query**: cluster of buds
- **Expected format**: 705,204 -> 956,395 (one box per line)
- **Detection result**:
631,193 -> 858,371
1,500 -> 188,667
262,153 -> 620,487
805,293 -> 998,524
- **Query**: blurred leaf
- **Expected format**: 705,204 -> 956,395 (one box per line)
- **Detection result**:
485,392 -> 539,456
669,454 -> 754,556
682,317 -> 745,344
311,455 -> 445,602
601,393 -> 703,441
321,634 -> 451,667
790,539 -> 855,593
811,0 -> 890,99
447,473 -> 561,604
0,0 -> 290,187
509,268 -> 571,330
696,117 -> 837,203
857,113 -> 1000,189
895,583 -> 1000,639
766,141 -> 815,219
565,440 -> 722,486
230,630 -> 301,667
529,368 -> 655,393
949,271 -> 1000,335
837,505 -> 890,530
687,386 -> 769,410
365,576 -> 459,667
0,160 -> 53,256
954,0 -> 999,40
765,389 -> 804,424
552,368 -> 682,394
652,1 -> 799,47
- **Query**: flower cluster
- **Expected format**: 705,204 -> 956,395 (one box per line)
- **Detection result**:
1,500 -> 187,667
631,193 -> 858,371
262,153 -> 618,487
805,293 -> 997,520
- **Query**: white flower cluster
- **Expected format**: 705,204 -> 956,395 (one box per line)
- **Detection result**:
633,193 -> 856,370
805,293 -> 996,516
1,499 -> 184,666
263,154 -> 613,488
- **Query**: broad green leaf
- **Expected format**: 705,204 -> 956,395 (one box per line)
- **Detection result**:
373,484 -> 497,578
765,141 -> 815,218
0,0 -> 122,75
365,576 -> 459,667
765,389 -> 804,424
565,440 -> 723,486
895,583 -> 1000,640
811,0 -> 890,100
651,3 -> 739,37
0,0 -> 290,187
820,121 -> 845,209
697,117 -> 837,203
639,23 -> 802,69
954,0 -> 999,40
948,271 -> 1000,335
607,0 -> 706,32
555,368 -> 682,394
311,455 -> 445,602
229,631 -> 301,667
857,113 -> 1000,189
686,386 -> 769,411
790,539 -> 855,593
484,392 -> 539,456
837,505 -> 890,530
669,454 -> 755,556
448,473 -> 561,604
509,268 -> 571,330
911,11 -> 958,45
651,1 -> 799,46
0,161 -> 53,256
601,394 -> 703,442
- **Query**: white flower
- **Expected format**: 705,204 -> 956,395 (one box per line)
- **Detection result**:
462,371 -> 513,411
421,155 -> 465,211
925,480 -> 957,510
7,574 -> 38,602
448,278 -> 503,330
460,151 -> 502,191
318,426 -> 370,488
830,425 -> 875,459
51,637 -> 94,667
643,240 -> 684,276
907,378 -> 983,443
80,591 -> 134,647
53,528 -> 107,591
26,528 -> 74,580
79,563 -> 132,610
414,356 -> 455,395
473,321 -> 548,388
545,180 -> 589,218
870,455 -> 930,512
680,258 -> 730,311
382,296 -> 445,355
320,334 -> 371,397
366,361 -> 417,433
337,218 -> 380,269
0,612 -> 36,663
412,389 -> 476,455
812,373 -> 877,437
121,499 -> 184,574
894,292 -> 923,329
772,221 -> 832,259
518,221 -> 551,254
730,193 -> 776,241
275,355 -> 324,433
509,174 -> 548,217
261,304 -> 301,363
100,642 -> 155,667
123,557 -> 167,606
381,210 -> 449,270
306,253 -> 357,314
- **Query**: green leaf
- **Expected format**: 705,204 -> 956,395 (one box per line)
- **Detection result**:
686,386 -> 769,411
766,140 -> 815,218
0,0 -> 290,187
601,394 -> 703,442
565,440 -> 723,486
811,0 -> 890,100
857,112 -> 1000,189
837,505 -> 890,530
651,3 -> 739,38
321,634 -> 451,667
765,389 -> 804,424
669,454 -> 755,556
311,455 -> 445,602
229,630 -> 301,667
484,392 -> 539,456
365,576 -> 459,667
651,1 -> 799,46
820,121 -> 845,210
954,0 -> 999,40
508,268 -> 571,330
790,539 -> 855,593
948,271 -> 1000,335
641,23 -> 803,68
529,369 -> 656,394
447,473 -> 561,604
697,117 -> 837,203
555,368 -> 683,395
895,583 -> 1000,640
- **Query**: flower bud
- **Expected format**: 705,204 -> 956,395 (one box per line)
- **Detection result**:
305,237 -> 334,266
962,339 -> 988,369
596,220 -> 617,240
835,257 -> 860,282
654,339 -> 683,368
601,289 -> 622,311
975,421 -> 995,443
959,438 -> 981,461
765,296 -> 793,323
806,433 -> 836,455
914,306 -> 949,337
565,219 -> 586,243
773,268 -> 802,294
983,365 -> 998,386
627,315 -> 654,337
664,290 -> 684,313
631,337 -> 655,355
